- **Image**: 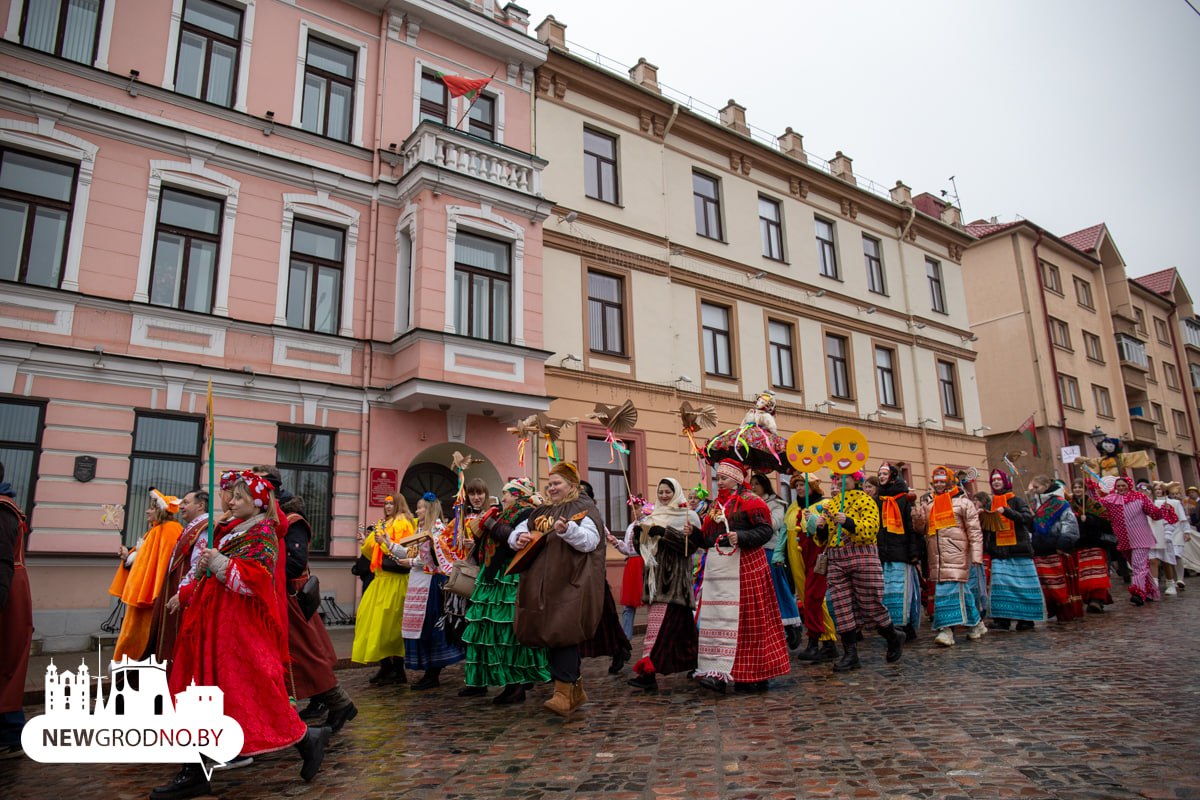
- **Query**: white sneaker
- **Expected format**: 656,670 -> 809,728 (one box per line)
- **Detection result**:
934,629 -> 955,647
213,755 -> 254,771
967,621 -> 987,640
1177,580 -> 1186,591
1164,581 -> 1178,596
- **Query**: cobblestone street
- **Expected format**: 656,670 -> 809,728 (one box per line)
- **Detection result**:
3,591 -> 1197,800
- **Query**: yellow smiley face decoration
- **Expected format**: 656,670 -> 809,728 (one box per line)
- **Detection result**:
786,430 -> 824,474
818,427 -> 870,475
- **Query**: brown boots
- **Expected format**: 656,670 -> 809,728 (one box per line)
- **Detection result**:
543,679 -> 587,717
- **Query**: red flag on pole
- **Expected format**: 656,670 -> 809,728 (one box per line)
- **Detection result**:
436,72 -> 491,100
1017,413 -> 1040,457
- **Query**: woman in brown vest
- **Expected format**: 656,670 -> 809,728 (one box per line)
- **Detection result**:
508,462 -> 606,716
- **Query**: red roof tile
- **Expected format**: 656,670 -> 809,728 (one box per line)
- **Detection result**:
965,220 -> 1023,238
1061,223 -> 1105,254
1134,268 -> 1177,297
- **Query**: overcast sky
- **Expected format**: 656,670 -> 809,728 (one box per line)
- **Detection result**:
521,0 -> 1200,296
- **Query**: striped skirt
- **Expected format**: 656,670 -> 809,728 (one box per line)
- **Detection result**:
881,561 -> 922,629
932,581 -> 981,630
987,558 -> 1046,622
1075,547 -> 1113,606
1034,553 -> 1084,622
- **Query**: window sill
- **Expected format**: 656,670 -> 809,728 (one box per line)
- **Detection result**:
1052,344 -> 1074,354
584,195 -> 623,208
589,349 -> 629,361
696,233 -> 727,244
819,273 -> 844,282
705,371 -> 736,380
1086,357 -> 1106,365
868,289 -> 890,297
1097,413 -> 1116,420
761,255 -> 788,265
1078,303 -> 1096,312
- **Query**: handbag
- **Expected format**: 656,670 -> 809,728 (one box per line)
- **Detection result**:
297,574 -> 321,620
445,559 -> 480,598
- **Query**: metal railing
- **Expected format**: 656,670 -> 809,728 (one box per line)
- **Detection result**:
566,39 -> 896,203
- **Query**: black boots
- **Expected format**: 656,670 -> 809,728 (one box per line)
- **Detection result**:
902,623 -> 917,641
411,667 -> 442,690
295,726 -> 331,782
879,624 -> 903,663
370,656 -> 406,685
992,618 -> 1012,630
795,635 -> 820,662
608,647 -> 630,674
784,625 -> 802,651
493,683 -> 529,704
833,632 -> 860,672
628,672 -> 658,691
150,764 -> 210,799
325,702 -> 357,733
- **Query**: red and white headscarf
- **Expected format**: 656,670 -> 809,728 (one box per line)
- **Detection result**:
715,459 -> 747,485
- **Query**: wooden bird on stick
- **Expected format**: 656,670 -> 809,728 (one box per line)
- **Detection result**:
588,399 -> 638,434
534,413 -> 575,442
506,415 -> 539,440
679,401 -> 718,433
451,450 -> 481,472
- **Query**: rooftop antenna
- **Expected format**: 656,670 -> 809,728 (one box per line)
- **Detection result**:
939,175 -> 963,219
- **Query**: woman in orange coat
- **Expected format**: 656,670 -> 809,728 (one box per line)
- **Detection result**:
108,489 -> 182,661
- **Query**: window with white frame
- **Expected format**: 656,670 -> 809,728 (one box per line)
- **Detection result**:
1092,384 -> 1113,418
701,302 -> 733,377
815,217 -> 838,279
759,195 -> 784,261
875,345 -> 898,408
19,0 -> 103,65
768,319 -> 795,389
927,258 -> 947,313
1058,373 -> 1081,410
419,71 -> 448,125
173,0 -> 242,108
1084,331 -> 1104,362
301,37 -> 356,142
286,219 -> 344,334
938,359 -> 960,417
148,188 -> 222,314
863,234 -> 886,295
0,147 -> 77,288
467,94 -> 496,141
826,333 -> 851,399
124,411 -> 202,546
0,397 -> 46,516
453,231 -> 511,343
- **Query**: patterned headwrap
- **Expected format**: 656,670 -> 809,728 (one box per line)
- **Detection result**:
229,469 -> 273,510
219,470 -> 240,491
715,459 -> 747,484
503,476 -> 538,500
989,468 -> 1013,493
549,461 -> 581,486
928,465 -> 957,533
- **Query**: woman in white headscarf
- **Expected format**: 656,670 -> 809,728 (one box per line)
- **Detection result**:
628,477 -> 702,691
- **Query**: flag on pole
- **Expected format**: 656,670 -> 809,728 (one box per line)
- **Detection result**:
435,72 -> 492,101
205,379 -> 216,548
1017,413 -> 1039,457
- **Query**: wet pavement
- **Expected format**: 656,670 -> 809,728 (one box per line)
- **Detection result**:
2,588 -> 1197,799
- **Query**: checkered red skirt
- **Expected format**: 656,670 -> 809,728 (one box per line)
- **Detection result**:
730,547 -> 791,683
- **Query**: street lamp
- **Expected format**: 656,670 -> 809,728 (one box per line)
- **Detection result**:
1088,426 -> 1107,449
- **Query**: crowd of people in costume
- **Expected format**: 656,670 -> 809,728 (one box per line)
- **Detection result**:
1,441 -> 1199,797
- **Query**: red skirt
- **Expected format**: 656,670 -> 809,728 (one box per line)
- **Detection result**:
619,556 -> 644,608
730,548 -> 791,683
1034,553 -> 1084,622
1075,547 -> 1113,606
286,588 -> 339,699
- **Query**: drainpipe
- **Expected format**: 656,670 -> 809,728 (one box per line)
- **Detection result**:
357,10 -> 390,547
1165,305 -> 1200,477
1029,229 -> 1070,481
894,206 -> 931,478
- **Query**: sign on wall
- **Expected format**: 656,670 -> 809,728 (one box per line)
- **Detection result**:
368,468 -> 398,506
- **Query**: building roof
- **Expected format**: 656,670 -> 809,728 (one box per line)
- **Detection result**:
1134,267 -> 1177,297
1060,223 -> 1106,254
913,193 -> 947,218
965,220 -> 1023,238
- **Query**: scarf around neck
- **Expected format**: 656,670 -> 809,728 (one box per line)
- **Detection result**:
929,487 -> 958,534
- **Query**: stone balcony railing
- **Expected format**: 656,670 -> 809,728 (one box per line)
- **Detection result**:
401,121 -> 545,196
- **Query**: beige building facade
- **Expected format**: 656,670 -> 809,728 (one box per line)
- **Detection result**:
964,220 -> 1199,486
529,16 -> 984,528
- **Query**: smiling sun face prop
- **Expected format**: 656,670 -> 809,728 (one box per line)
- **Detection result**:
786,430 -> 824,474
818,427 -> 870,475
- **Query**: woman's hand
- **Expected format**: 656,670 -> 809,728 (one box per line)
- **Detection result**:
197,547 -> 221,573
683,521 -> 693,536
118,545 -> 129,559
374,530 -> 387,545
725,531 -> 739,546
552,517 -> 568,535
835,513 -> 847,525
515,532 -> 533,549
166,594 -> 180,614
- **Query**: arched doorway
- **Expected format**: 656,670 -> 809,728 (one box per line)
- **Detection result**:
399,443 -> 504,518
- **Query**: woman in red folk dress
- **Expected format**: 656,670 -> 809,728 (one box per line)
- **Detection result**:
154,471 -> 329,800
693,459 -> 790,693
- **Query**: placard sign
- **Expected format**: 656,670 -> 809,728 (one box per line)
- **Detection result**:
368,468 -> 398,506
1060,445 -> 1081,464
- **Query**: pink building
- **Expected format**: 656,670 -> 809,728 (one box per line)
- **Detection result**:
0,0 -> 550,649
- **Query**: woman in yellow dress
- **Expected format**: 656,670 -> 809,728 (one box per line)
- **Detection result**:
351,495 -> 416,684
109,489 -> 183,661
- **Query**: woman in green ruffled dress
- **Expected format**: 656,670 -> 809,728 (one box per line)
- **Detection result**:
461,477 -> 550,704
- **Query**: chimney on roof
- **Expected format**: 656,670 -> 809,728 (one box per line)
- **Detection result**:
628,58 -> 660,93
829,151 -> 855,185
534,15 -> 567,50
719,100 -> 749,136
890,181 -> 912,206
502,4 -> 530,33
777,127 -> 807,163
940,205 -> 963,228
